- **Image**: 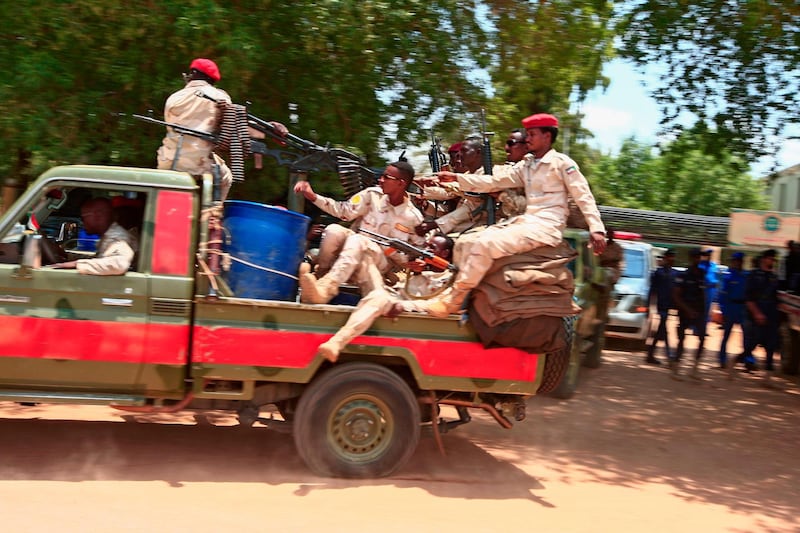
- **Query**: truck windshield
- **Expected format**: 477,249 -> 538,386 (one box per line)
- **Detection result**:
622,249 -> 646,279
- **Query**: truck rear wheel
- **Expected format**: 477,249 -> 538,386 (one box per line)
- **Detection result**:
293,362 -> 420,478
538,316 -> 576,395
549,316 -> 581,399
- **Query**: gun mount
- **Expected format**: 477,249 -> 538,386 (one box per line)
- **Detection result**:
129,99 -> 376,198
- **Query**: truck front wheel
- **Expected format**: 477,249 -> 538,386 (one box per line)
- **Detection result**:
293,362 -> 420,478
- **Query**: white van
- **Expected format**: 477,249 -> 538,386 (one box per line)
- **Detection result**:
605,239 -> 663,344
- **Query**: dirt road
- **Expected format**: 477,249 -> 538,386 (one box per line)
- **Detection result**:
1,334 -> 798,533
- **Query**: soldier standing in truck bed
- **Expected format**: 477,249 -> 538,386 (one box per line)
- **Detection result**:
156,58 -> 288,199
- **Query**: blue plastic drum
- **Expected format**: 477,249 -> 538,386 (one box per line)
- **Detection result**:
222,201 -> 310,301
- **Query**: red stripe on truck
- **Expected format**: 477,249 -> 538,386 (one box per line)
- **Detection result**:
0,316 -> 188,364
192,327 -> 539,382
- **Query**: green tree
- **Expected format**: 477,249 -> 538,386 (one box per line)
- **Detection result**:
616,0 -> 800,163
0,1 -> 492,195
586,131 -> 768,216
480,0 -> 616,155
0,0 -> 616,203
588,138 -> 661,208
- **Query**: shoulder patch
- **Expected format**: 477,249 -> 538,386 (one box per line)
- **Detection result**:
351,193 -> 363,205
565,166 -> 577,175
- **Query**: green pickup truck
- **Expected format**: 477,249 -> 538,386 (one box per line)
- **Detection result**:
0,165 -> 598,478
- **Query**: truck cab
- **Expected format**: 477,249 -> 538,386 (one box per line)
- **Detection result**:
0,166 -> 196,398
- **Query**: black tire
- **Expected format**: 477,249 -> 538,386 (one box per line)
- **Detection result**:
549,317 -> 581,399
293,362 -> 420,479
538,317 -> 576,395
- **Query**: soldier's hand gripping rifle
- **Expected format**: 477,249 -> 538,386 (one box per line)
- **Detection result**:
358,228 -> 457,272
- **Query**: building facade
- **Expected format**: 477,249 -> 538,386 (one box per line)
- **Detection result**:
767,163 -> 800,213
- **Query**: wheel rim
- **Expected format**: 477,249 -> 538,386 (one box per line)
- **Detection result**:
327,394 -> 394,464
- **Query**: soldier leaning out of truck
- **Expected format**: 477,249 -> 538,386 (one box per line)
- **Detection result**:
47,197 -> 139,275
293,160 -> 425,305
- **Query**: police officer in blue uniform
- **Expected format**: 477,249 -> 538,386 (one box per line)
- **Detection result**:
699,249 -> 721,331
744,249 -> 781,387
646,249 -> 677,365
718,252 -> 748,369
671,247 -> 707,380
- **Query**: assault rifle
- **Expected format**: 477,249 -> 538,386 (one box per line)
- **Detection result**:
478,108 -> 497,225
359,228 -> 457,272
428,129 -> 448,173
129,113 -> 217,144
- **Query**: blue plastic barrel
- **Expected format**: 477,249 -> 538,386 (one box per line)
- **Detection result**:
222,201 -> 310,301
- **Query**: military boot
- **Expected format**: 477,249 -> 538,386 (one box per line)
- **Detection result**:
424,288 -> 470,318
299,264 -> 341,305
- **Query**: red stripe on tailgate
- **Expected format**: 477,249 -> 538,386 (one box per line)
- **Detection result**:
192,327 -> 539,382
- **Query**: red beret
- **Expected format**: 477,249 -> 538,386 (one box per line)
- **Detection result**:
189,58 -> 221,82
447,142 -> 463,153
522,113 -> 558,129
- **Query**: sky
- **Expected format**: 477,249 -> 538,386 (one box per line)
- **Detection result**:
581,59 -> 800,178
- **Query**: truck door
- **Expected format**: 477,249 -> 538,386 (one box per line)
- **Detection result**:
0,184 -> 149,393
138,189 -> 196,395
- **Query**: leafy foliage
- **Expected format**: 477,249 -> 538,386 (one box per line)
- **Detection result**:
0,0 -> 783,217
0,0 -> 493,199
0,1 -> 620,195
587,130 -> 769,216
616,0 -> 800,163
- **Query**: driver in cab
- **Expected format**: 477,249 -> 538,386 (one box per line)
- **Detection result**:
47,197 -> 138,275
